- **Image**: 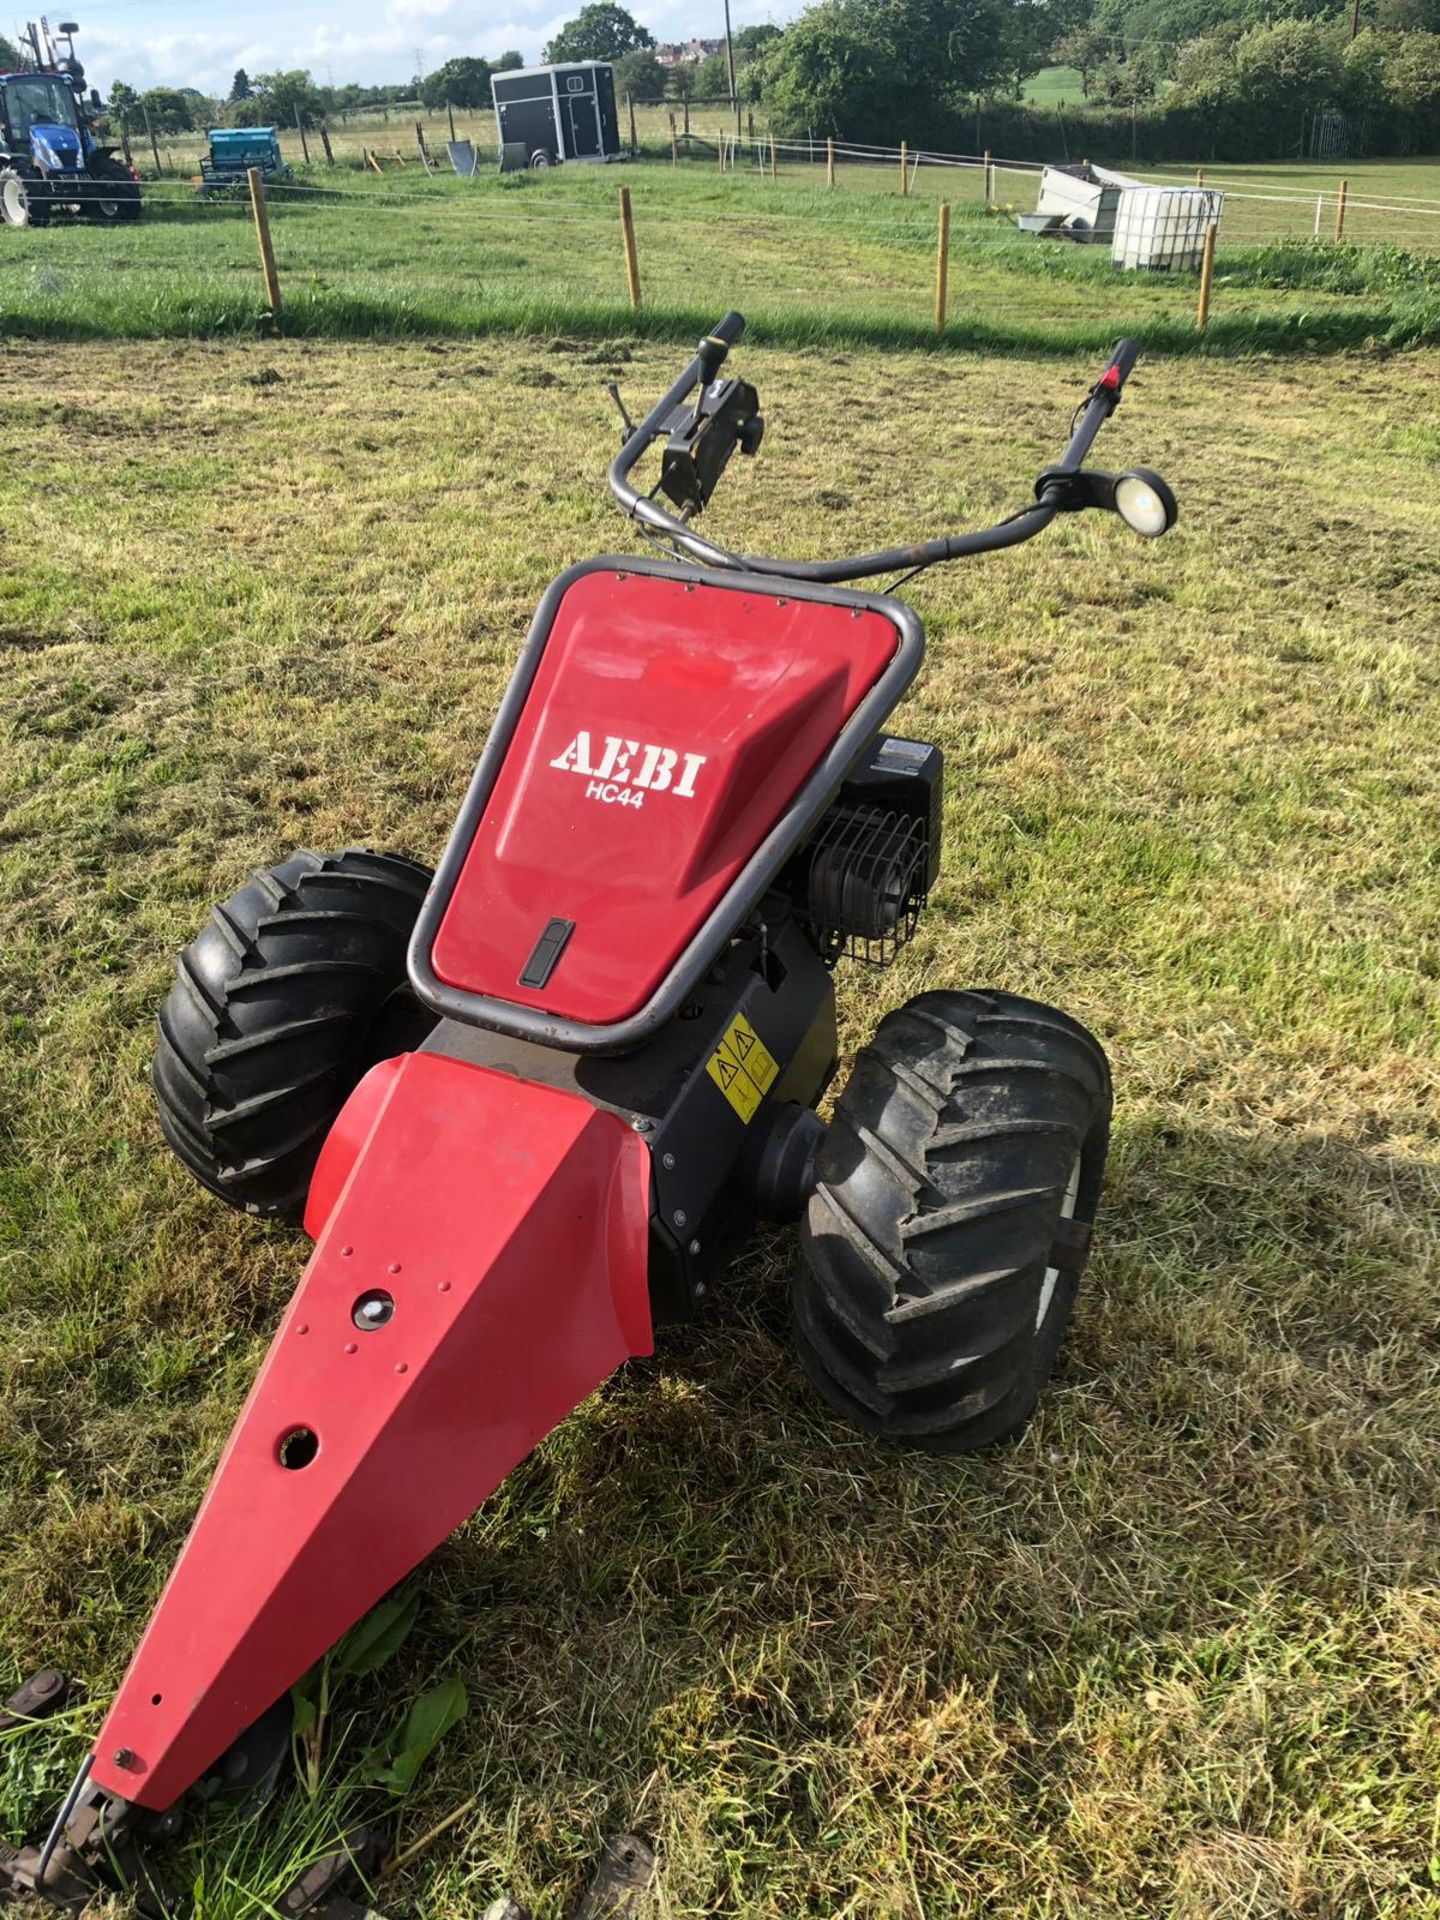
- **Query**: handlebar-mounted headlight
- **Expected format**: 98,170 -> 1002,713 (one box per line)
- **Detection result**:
1111,468 -> 1178,538
659,377 -> 764,519
1035,463 -> 1178,539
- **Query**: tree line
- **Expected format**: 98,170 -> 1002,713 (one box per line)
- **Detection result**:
100,58 -> 530,136
750,0 -> 1437,158
98,0 -> 1438,160
543,0 -> 1438,158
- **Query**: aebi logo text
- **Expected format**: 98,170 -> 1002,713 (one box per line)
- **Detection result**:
550,731 -> 706,810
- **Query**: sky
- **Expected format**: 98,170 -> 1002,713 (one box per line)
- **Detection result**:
28,0 -> 792,97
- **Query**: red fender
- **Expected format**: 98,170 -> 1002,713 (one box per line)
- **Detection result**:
91,1052 -> 653,1810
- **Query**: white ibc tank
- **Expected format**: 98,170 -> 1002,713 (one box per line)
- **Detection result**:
1112,187 -> 1224,271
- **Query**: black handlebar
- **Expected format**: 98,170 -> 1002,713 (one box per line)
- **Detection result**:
1106,336 -> 1140,389
608,313 -> 1145,585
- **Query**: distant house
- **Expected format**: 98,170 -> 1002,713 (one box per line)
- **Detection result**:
654,37 -> 723,66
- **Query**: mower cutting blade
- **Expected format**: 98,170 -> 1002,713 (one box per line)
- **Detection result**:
276,1825 -> 384,1920
572,1832 -> 656,1920
87,1051 -> 652,1811
477,1831 -> 655,1920
0,1669 -> 69,1736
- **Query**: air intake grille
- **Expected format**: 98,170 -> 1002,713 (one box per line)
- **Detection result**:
796,803 -> 929,967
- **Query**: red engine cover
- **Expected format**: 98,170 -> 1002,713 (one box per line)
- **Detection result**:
429,569 -> 902,1026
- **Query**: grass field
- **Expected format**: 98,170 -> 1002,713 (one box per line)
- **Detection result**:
140,96 -> 1440,242
1,330 -> 1437,1917
137,99 -> 766,180
1021,66 -> 1087,107
0,156 -> 1438,353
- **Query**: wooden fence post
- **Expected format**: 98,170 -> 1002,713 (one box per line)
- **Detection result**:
119,119 -> 133,168
320,122 -> 335,166
248,167 -> 282,322
1196,220 -> 1216,332
983,148 -> 992,201
446,100 -> 456,143
900,139 -> 908,194
1333,178 -> 1348,241
294,107 -> 311,165
416,120 -> 434,170
935,201 -> 950,332
769,130 -> 777,180
826,135 -> 835,187
142,102 -> 161,176
619,184 -> 641,309
627,93 -> 637,153
669,114 -> 677,166
1195,165 -> 1205,187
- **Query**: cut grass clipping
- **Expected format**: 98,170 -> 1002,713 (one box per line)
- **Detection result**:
1,335 -> 1438,1918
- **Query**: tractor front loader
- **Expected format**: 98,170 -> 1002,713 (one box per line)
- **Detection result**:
2,313 -> 1177,1913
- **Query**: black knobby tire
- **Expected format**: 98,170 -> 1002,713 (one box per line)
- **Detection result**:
86,162 -> 141,222
793,989 -> 1111,1452
0,168 -> 49,228
153,849 -> 434,1222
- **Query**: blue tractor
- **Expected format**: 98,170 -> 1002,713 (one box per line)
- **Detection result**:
0,19 -> 140,228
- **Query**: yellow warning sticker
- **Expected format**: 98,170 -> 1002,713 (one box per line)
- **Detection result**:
706,1012 -> 779,1123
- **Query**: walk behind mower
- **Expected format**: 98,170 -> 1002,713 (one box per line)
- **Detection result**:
1,316 -> 1177,1913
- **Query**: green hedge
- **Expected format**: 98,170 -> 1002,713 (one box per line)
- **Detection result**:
948,99 -> 1439,165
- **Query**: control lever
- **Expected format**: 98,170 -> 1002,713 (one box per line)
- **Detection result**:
658,378 -> 764,518
693,333 -> 732,398
606,382 -> 637,446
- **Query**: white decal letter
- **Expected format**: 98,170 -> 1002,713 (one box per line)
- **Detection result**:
551,731 -> 593,776
673,752 -> 707,800
596,737 -> 638,784
634,745 -> 677,793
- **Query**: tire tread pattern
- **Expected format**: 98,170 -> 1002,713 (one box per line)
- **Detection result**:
152,849 -> 431,1221
794,989 -> 1111,1452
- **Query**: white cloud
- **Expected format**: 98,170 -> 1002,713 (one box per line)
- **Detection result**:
69,0 -> 794,95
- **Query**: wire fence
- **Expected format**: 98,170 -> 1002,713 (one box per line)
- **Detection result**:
129,136 -> 1440,247
126,111 -> 1440,253
688,133 -> 1440,250
4,134 -> 1437,349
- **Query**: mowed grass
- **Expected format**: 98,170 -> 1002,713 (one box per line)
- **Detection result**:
0,333 -> 1438,1918
0,158 -> 1438,355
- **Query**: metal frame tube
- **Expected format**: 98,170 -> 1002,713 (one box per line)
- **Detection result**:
609,321 -> 1138,583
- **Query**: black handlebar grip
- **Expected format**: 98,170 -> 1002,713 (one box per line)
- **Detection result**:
1105,336 -> 1140,389
709,311 -> 746,347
